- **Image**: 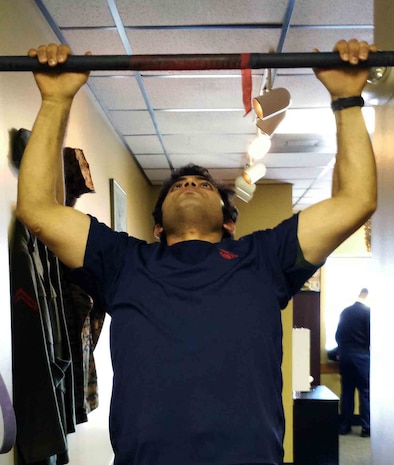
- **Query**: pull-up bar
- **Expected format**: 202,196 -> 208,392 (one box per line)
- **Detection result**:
1,51 -> 394,72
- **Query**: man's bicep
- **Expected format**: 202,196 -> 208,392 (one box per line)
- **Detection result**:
35,206 -> 91,269
297,199 -> 361,266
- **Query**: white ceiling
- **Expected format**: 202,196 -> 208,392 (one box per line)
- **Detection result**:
35,0 -> 374,211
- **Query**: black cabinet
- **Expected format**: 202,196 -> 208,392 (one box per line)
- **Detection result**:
293,385 -> 339,465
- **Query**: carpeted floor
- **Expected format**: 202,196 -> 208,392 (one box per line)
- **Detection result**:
340,426 -> 371,465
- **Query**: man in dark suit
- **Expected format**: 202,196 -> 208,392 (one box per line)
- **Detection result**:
336,288 -> 370,437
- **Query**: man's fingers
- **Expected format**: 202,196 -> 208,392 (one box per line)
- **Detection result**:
27,43 -> 73,66
334,39 -> 378,64
57,44 -> 72,64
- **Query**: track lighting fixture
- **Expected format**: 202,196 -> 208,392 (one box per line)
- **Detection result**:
242,163 -> 267,184
247,133 -> 271,161
253,88 -> 291,121
234,175 -> 257,203
235,163 -> 267,203
235,73 -> 290,203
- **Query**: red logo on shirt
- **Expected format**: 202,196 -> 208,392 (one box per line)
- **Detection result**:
219,249 -> 239,260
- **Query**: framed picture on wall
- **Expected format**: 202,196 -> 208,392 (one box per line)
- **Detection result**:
110,178 -> 127,232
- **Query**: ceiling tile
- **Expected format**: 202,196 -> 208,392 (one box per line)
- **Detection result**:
116,0 -> 290,26
109,110 -> 156,134
135,154 -> 171,169
283,28 -> 374,55
124,135 -> 164,153
126,29 -> 281,55
291,0 -> 373,25
169,153 -> 244,169
266,166 -> 324,180
163,134 -> 253,154
154,111 -> 255,135
89,76 -> 147,109
142,75 -> 262,110
144,168 -> 174,183
264,152 -> 334,167
41,0 -> 115,27
63,29 -> 126,55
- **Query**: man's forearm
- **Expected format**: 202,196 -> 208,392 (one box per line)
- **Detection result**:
332,106 -> 377,216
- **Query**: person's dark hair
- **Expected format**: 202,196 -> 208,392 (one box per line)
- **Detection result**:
152,164 -> 238,242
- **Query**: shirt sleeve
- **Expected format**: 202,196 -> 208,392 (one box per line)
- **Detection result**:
81,215 -> 132,310
263,214 -> 323,308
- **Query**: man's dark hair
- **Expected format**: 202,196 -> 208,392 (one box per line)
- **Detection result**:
152,164 -> 238,242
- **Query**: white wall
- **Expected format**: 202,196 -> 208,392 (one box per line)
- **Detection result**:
0,1 -> 153,464
371,1 -> 394,463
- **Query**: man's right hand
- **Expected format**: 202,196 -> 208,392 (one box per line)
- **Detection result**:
27,43 -> 91,101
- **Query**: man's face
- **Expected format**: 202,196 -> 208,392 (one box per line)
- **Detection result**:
158,175 -> 227,238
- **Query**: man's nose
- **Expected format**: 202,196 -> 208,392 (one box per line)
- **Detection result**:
184,180 -> 197,187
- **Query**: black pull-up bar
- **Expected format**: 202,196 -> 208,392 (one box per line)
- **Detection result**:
1,51 -> 394,72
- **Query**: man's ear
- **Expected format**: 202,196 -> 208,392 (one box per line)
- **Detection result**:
223,221 -> 236,236
154,224 -> 164,240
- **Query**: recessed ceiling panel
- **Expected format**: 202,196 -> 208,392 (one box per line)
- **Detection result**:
283,28 -> 374,53
155,111 -> 255,135
117,0 -> 290,26
142,76 -> 262,109
135,154 -> 171,169
163,134 -> 252,154
169,153 -> 244,169
40,0 -> 115,27
266,166 -> 324,180
89,76 -> 147,109
124,135 -> 165,154
109,110 -> 156,134
264,152 -> 334,168
63,30 -> 126,55
125,29 -> 281,55
291,0 -> 373,25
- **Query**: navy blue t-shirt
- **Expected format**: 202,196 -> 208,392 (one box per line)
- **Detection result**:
82,214 -> 318,465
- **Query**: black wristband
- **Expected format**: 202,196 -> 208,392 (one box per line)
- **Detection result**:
331,96 -> 365,111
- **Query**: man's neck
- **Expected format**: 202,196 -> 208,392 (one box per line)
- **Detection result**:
166,228 -> 223,246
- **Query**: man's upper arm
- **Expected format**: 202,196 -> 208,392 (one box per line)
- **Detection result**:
28,205 -> 91,270
297,196 -> 371,266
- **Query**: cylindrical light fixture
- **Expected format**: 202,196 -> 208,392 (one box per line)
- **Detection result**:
253,88 -> 291,120
242,163 -> 267,184
248,133 -> 271,161
256,111 -> 286,137
235,176 -> 257,202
